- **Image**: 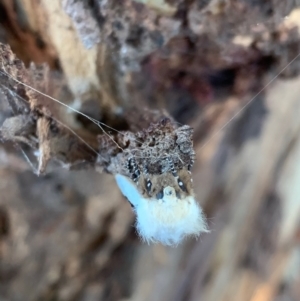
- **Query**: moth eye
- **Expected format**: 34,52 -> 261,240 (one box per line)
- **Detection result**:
145,178 -> 152,193
156,190 -> 164,199
177,178 -> 188,192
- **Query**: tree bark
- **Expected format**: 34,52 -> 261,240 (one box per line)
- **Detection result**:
0,1 -> 300,301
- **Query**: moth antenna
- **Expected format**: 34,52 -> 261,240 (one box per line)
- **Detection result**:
11,91 -> 103,159
0,65 -> 148,151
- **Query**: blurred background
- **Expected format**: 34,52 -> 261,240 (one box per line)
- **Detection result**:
0,0 -> 300,300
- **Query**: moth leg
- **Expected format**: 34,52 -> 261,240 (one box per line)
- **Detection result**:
166,156 -> 186,192
126,156 -> 141,182
166,156 -> 178,177
188,150 -> 196,171
142,164 -> 153,195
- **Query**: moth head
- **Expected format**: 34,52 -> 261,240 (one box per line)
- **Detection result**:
137,169 -> 193,200
115,170 -> 208,246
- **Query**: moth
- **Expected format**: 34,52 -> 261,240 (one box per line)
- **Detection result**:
103,117 -> 209,246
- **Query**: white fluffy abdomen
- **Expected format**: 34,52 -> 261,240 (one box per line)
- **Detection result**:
115,174 -> 209,246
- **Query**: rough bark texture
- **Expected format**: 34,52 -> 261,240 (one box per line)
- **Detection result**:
1,1 -> 300,301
